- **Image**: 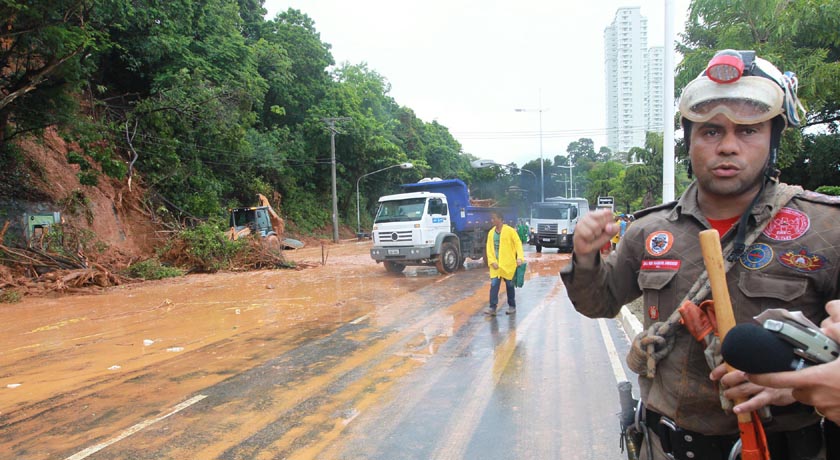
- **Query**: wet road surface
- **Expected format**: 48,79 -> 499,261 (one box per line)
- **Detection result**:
0,241 -> 635,459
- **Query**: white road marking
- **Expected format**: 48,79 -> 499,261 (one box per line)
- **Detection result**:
597,318 -> 628,384
350,314 -> 369,325
65,394 -> 208,460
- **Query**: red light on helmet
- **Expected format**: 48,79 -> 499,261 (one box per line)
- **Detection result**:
706,52 -> 745,84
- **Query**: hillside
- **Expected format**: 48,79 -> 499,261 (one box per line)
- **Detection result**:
0,130 -> 341,300
0,129 -> 159,294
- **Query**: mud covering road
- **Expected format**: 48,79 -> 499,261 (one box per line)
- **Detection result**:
0,241 -> 635,459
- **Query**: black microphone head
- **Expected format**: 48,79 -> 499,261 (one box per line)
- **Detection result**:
722,323 -> 800,373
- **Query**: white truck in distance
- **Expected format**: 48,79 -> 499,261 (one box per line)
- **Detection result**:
528,197 -> 589,253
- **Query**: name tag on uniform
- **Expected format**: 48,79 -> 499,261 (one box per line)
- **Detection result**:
641,259 -> 681,271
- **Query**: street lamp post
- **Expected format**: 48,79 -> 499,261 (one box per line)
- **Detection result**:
356,162 -> 413,236
471,159 -> 537,195
555,159 -> 574,198
515,92 -> 547,202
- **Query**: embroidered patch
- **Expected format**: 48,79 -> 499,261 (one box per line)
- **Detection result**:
648,305 -> 660,320
739,243 -> 774,270
778,247 -> 828,272
645,231 -> 674,256
762,208 -> 810,241
641,259 -> 681,271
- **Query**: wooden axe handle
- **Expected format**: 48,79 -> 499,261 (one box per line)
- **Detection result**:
698,229 -> 752,424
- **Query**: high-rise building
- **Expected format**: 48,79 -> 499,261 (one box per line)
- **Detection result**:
604,7 -> 664,154
646,46 -> 665,135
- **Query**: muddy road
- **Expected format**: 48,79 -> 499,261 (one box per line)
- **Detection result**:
0,241 -> 636,459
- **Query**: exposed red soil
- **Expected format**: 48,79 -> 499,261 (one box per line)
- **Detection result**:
1,129 -> 350,299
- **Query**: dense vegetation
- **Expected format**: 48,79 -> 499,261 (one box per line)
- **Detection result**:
0,1 -> 476,234
1,0 -> 838,238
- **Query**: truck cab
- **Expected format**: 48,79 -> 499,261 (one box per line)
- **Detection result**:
528,198 -> 589,253
229,207 -> 276,238
370,191 -> 459,273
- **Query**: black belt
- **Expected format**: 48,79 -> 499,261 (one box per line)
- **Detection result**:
644,409 -> 826,460
644,409 -> 739,459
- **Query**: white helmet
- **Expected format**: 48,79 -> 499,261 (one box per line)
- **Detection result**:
679,50 -> 804,128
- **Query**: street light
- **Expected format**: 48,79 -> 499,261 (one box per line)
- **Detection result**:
555,158 -> 574,197
515,92 -> 547,202
471,159 -> 537,186
356,162 -> 413,236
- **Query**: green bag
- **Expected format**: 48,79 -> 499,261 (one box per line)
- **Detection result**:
514,262 -> 527,288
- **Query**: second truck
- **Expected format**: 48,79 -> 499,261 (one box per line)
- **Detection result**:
528,197 -> 589,253
369,178 -> 515,274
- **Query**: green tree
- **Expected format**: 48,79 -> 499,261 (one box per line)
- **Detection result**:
261,9 -> 334,129
0,0 -> 110,143
781,132 -> 840,190
678,0 -> 840,175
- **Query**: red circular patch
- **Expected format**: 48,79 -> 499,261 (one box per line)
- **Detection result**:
762,208 -> 810,241
647,305 -> 659,320
645,231 -> 674,256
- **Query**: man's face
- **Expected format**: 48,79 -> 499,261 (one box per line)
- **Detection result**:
491,214 -> 502,226
689,113 -> 772,198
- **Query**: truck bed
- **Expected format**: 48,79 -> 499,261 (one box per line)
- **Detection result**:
401,179 -> 515,233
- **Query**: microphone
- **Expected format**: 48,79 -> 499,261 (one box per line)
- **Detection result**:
720,322 -> 840,373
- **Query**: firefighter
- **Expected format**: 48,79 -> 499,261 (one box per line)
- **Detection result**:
561,50 -> 840,459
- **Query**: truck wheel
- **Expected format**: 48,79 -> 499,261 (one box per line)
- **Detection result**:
435,242 -> 460,274
384,261 -> 406,274
535,243 -> 542,253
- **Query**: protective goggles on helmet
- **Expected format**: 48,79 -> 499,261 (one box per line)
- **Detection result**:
679,50 -> 804,127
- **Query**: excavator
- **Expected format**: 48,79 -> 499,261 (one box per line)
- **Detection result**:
227,194 -> 303,250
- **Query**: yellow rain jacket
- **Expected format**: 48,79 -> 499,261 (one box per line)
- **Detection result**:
486,224 -> 524,280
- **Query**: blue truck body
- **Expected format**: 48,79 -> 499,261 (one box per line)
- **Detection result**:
400,179 -> 515,232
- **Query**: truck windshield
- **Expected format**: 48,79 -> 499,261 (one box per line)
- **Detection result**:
374,198 -> 426,223
532,206 -> 571,220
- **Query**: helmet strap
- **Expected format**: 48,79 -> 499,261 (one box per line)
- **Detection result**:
765,116 -> 785,181
727,179 -> 766,262
727,116 -> 784,262
682,118 -> 693,178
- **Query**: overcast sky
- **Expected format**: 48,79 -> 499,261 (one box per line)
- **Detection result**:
263,1 -> 692,168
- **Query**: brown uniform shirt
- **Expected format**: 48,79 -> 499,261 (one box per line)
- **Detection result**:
561,181 -> 840,435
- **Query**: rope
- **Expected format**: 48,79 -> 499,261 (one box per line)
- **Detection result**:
627,184 -> 803,378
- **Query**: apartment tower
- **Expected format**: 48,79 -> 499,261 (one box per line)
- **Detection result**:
604,7 -> 664,154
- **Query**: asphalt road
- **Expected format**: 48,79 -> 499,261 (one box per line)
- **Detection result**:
0,241 -> 637,459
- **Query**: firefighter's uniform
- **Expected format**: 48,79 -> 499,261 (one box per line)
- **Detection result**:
561,181 -> 840,459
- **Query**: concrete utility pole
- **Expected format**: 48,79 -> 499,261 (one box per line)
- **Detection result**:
322,117 -> 352,243
515,90 -> 547,202
662,0 -> 676,203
